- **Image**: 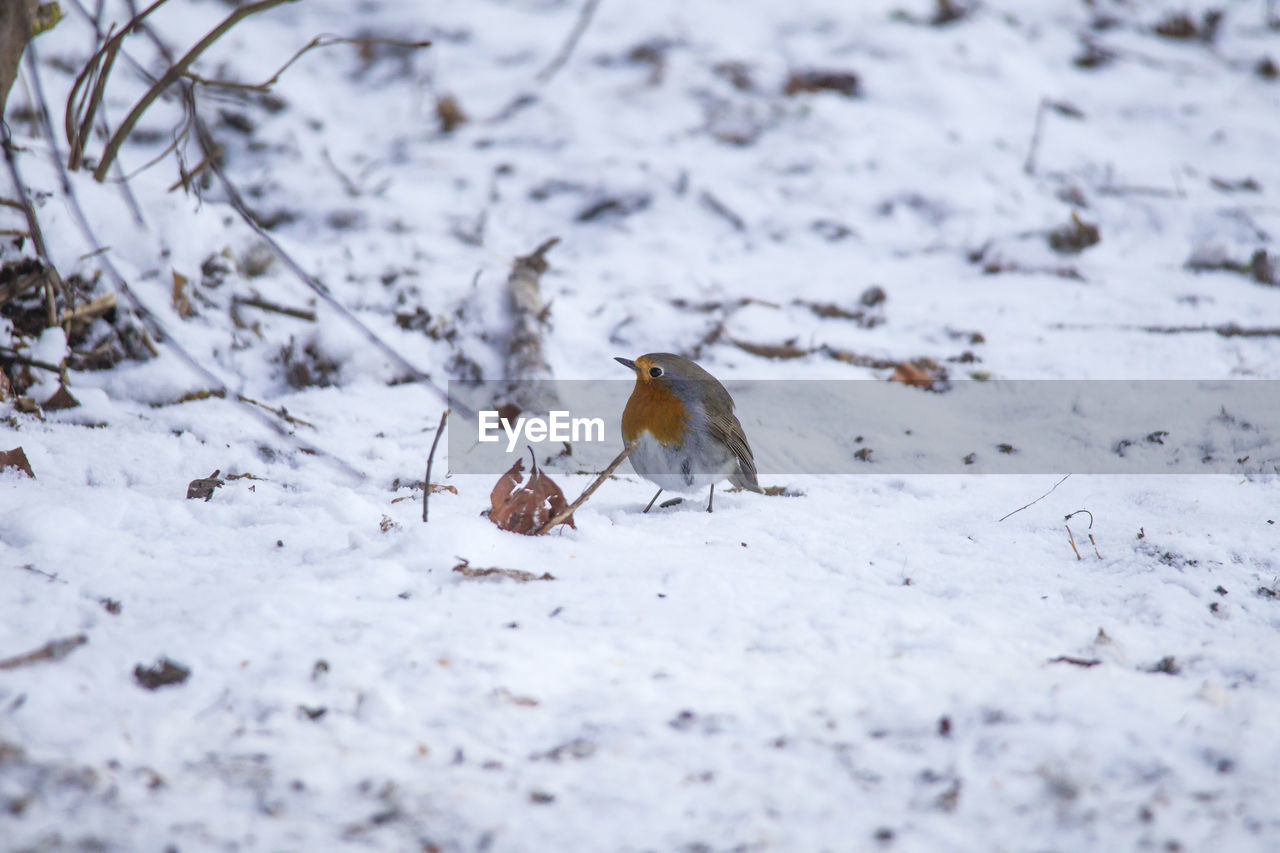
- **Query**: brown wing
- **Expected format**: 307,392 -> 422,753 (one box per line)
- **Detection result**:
706,404 -> 762,493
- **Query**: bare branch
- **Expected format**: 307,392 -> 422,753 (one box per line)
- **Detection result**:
536,440 -> 639,535
93,0 -> 299,181
1,122 -> 65,328
232,294 -> 316,322
0,634 -> 88,670
20,45 -> 366,482
184,34 -> 430,93
998,473 -> 1071,522
423,408 -> 449,523
537,0 -> 602,83
64,0 -> 173,166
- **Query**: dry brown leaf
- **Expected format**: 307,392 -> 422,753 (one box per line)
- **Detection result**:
488,455 -> 575,535
172,271 -> 193,317
14,397 -> 43,417
452,558 -> 555,582
42,385 -> 80,411
436,94 -> 467,133
890,360 -> 944,390
1,447 -> 35,478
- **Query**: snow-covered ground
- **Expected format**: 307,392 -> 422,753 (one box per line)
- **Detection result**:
3,0 -> 1280,849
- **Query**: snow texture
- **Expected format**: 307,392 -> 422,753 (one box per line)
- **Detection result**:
2,0 -> 1280,850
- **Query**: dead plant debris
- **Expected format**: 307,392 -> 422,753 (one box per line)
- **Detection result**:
488,454 -> 575,535
1047,213 -> 1101,255
436,94 -> 467,133
1,446 -> 35,478
1146,656 -> 1181,676
452,558 -> 554,583
1153,10 -> 1222,43
186,470 -> 225,501
890,359 -> 947,390
1048,656 -> 1102,668
783,69 -> 861,98
42,384 -> 80,411
0,634 -> 87,671
134,657 -> 191,690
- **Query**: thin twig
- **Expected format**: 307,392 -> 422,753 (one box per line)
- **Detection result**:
1024,97 -> 1046,175
998,474 -> 1071,522
16,564 -> 65,583
236,394 -> 315,428
21,45 -> 364,482
1,123 -> 63,328
0,347 -> 64,373
536,440 -> 639,535
166,143 -> 215,193
188,107 -> 458,413
423,408 -> 449,523
1065,524 -> 1082,560
1064,509 -> 1094,528
1065,508 -> 1102,558
184,34 -> 430,92
0,634 -> 88,670
69,0 -> 452,431
232,295 -> 316,321
64,0 -> 172,164
93,0 -> 299,181
536,0 -> 603,83
70,32 -> 123,169
60,291 -> 117,325
1047,655 -> 1101,668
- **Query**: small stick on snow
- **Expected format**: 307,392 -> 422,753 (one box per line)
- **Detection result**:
1023,97 -> 1047,175
0,634 -> 87,670
1065,524 -> 1082,561
1065,509 -> 1094,528
998,474 -> 1071,522
235,394 -> 315,429
536,440 -> 639,535
1065,509 -> 1103,560
232,295 -> 317,322
0,347 -> 63,373
423,408 -> 449,523
183,34 -> 430,93
537,0 -> 603,84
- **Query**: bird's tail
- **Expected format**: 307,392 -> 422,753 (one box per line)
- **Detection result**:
729,468 -> 763,493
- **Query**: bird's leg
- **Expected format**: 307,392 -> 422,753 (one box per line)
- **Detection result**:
706,484 -> 714,513
643,488 -> 663,513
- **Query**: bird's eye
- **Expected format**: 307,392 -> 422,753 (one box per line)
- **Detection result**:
648,366 -> 663,378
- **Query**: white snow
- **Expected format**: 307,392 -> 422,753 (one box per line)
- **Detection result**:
3,0 -> 1280,850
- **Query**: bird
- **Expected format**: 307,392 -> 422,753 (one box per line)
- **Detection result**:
614,353 -> 762,513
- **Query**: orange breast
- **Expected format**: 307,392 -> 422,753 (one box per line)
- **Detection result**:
622,381 -> 688,446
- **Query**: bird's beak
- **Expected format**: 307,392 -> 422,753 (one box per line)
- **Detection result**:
614,357 -> 637,371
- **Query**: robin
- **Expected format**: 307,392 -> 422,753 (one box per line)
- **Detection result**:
614,353 -> 762,513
